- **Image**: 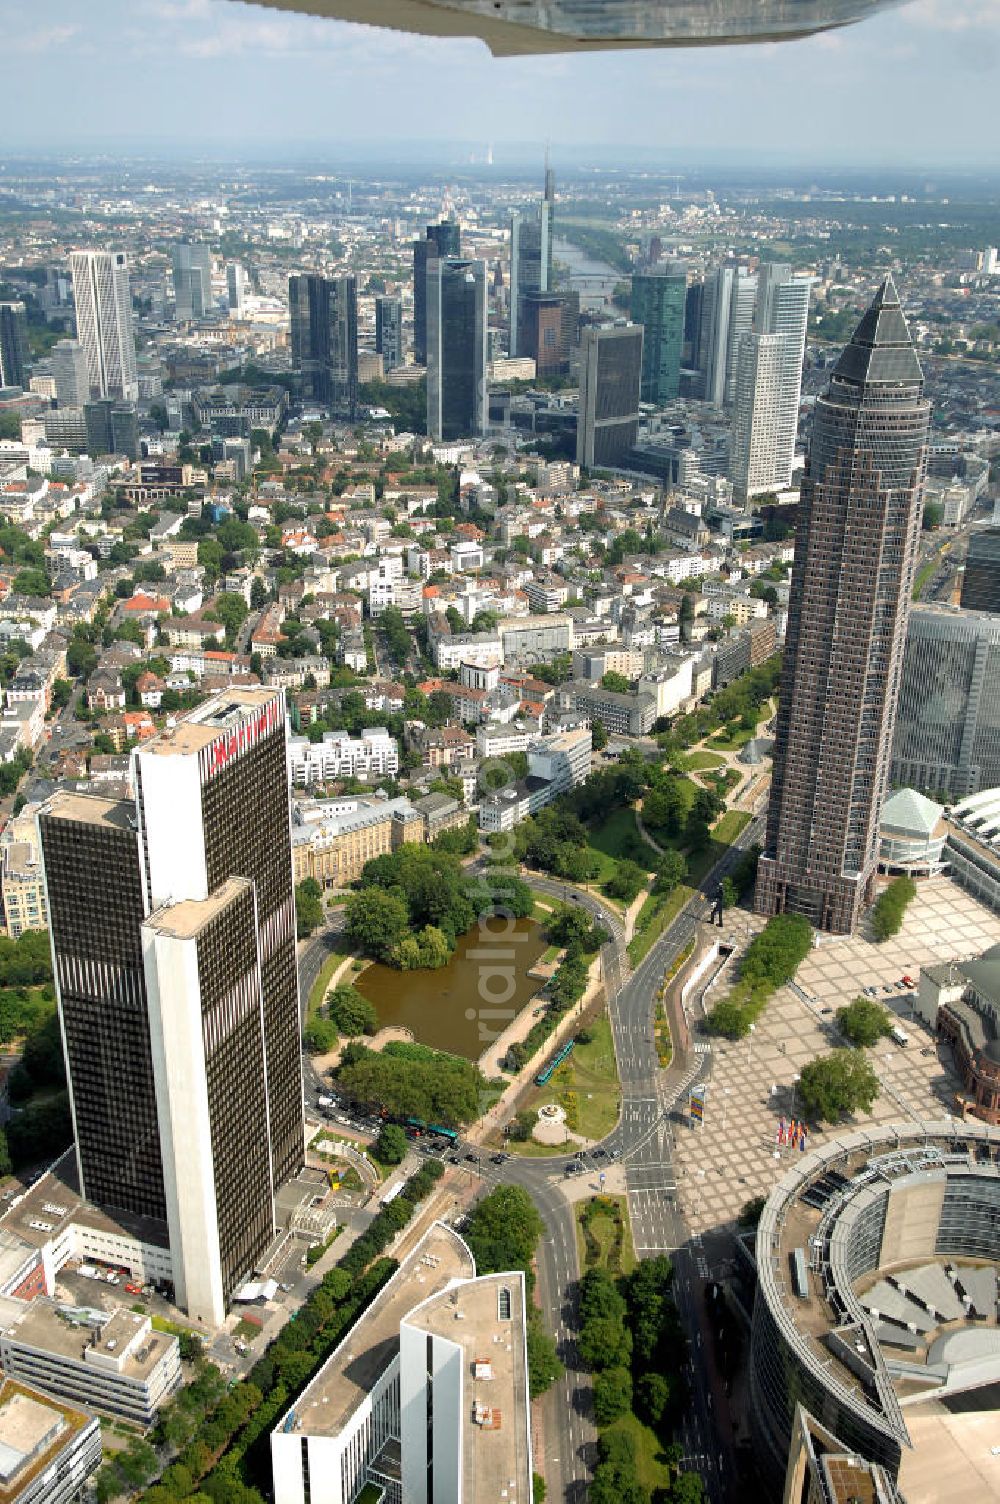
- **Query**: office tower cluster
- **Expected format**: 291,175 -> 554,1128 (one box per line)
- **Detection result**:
576,323 -> 643,469
289,272 -> 359,416
38,689 -> 304,1325
0,300 -> 27,388
426,257 -> 487,441
172,242 -> 213,321
756,277 -> 931,934
69,250 -> 139,402
696,265 -> 757,408
413,219 -> 461,365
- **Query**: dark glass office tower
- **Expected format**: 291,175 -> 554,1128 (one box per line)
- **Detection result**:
630,267 -> 687,403
0,302 -> 26,389
576,323 -> 643,468
39,689 -> 303,1324
755,277 -> 931,934
412,221 -> 461,365
375,295 -> 403,371
960,529 -> 1000,613
426,257 -> 487,441
288,273 -> 358,415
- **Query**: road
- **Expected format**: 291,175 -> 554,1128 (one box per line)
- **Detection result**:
296,813 -> 764,1503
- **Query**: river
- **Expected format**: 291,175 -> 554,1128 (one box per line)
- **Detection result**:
553,237 -> 621,312
355,916 -> 547,1062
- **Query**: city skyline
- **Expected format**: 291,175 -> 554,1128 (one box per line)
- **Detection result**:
1,1 -> 998,165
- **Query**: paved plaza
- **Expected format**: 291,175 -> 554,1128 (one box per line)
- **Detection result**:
673,878 -> 1000,1240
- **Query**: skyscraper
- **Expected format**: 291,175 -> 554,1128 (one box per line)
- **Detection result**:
520,291 -> 576,376
172,243 -> 213,322
413,220 -> 461,365
426,257 -> 487,442
729,263 -> 813,498
38,689 -> 303,1324
227,261 -> 249,316
51,337 -> 90,409
70,250 -> 139,402
755,277 -> 931,933
697,266 -> 756,408
630,266 -> 687,404
288,273 -> 358,416
375,295 -> 403,372
576,323 -> 643,469
509,170 -> 554,358
0,301 -> 27,389
960,528 -> 1000,612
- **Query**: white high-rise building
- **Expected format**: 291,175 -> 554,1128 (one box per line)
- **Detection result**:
729,264 -> 814,498
698,266 -> 756,408
69,250 -> 138,402
50,338 -> 90,409
227,261 -> 248,315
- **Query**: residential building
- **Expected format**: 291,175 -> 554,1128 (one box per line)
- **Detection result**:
0,803 -> 48,938
426,258 -> 487,441
577,324 -> 643,469
38,688 -> 303,1325
526,726 -> 591,794
890,605 -> 1000,798
630,267 -> 686,403
730,264 -> 813,499
756,278 -> 931,934
50,338 -> 90,410
171,243 -> 212,322
290,795 -> 422,886
561,679 -> 658,736
375,296 -> 403,372
498,613 -> 574,664
413,220 -> 461,365
0,301 -> 27,389
271,1221 -> 531,1504
412,791 -> 466,840
960,528 -> 1000,612
0,1380 -> 102,1504
287,727 -> 399,785
0,1302 -> 181,1426
69,251 -> 138,402
289,273 -> 358,417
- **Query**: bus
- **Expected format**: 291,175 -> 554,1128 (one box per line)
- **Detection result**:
535,1038 -> 575,1087
428,1124 -> 458,1142
405,1117 -> 427,1136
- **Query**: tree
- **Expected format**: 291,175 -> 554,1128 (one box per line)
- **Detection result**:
526,1315 -> 563,1395
328,984 -> 378,1036
601,670 -> 631,694
250,576 -> 269,611
463,1184 -> 543,1276
344,887 -> 410,961
797,1049 -> 880,1123
303,1016 -> 338,1054
605,859 -> 648,905
869,876 -> 916,941
836,996 -> 892,1047
295,878 -> 324,938
12,568 -> 50,598
593,1365 -> 633,1424
210,591 -> 249,645
375,1123 -> 407,1165
591,717 -> 608,751
578,1314 -> 632,1372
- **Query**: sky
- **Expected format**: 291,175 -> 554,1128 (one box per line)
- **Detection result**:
2,0 -> 998,168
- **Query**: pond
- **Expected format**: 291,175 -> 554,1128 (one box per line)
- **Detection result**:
355,916 -> 547,1062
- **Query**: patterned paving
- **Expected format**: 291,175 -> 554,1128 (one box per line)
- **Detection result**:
674,879 -> 1000,1237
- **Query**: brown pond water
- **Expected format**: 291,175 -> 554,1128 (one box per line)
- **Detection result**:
355,916 -> 546,1061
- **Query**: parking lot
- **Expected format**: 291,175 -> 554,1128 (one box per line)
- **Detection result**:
674,878 -> 1000,1242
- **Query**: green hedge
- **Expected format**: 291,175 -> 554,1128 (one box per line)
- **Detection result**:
704,913 -> 812,1039
870,876 -> 916,941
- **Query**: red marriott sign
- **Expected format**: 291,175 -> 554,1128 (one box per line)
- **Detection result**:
198,696 -> 283,783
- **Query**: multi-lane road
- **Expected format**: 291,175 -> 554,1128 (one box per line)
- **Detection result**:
296,812 -> 764,1503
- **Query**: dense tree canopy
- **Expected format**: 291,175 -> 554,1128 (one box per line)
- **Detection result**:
798,1049 -> 881,1122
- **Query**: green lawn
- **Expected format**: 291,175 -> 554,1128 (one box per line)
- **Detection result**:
575,1193 -> 636,1275
540,945 -> 561,965
602,1412 -> 674,1493
587,807 -> 660,878
568,1012 -> 620,1140
306,937 -> 356,1023
707,725 -> 756,751
626,809 -> 752,966
678,750 -> 726,772
912,558 -> 936,601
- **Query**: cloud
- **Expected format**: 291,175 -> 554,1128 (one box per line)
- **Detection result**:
5,23 -> 80,53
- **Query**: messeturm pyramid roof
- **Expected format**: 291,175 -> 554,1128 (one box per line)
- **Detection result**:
833,274 -> 924,388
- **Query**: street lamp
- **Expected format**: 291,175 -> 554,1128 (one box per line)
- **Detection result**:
747,1022 -> 756,1066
